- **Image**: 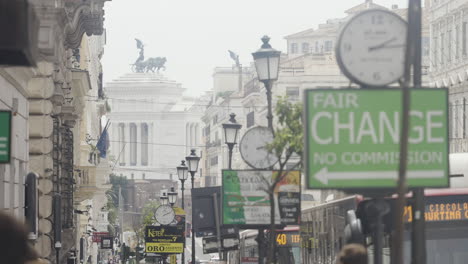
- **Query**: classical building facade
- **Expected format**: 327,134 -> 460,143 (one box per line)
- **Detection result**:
428,0 -> 468,154
0,1 -> 110,263
106,72 -> 205,181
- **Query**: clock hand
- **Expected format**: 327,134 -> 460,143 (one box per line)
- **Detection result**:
368,37 -> 397,51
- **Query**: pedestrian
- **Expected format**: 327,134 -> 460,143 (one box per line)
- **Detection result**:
0,211 -> 45,264
336,243 -> 368,264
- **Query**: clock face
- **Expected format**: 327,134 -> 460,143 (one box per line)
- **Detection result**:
240,126 -> 278,169
336,9 -> 407,87
154,205 -> 175,225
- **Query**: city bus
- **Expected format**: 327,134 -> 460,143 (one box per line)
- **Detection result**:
226,227 -> 300,264
300,153 -> 468,264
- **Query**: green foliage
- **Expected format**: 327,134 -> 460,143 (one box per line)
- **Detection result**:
105,174 -> 128,224
141,200 -> 160,226
268,96 -> 304,167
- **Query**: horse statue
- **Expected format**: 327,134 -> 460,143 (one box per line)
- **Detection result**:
142,57 -> 167,73
131,39 -> 167,73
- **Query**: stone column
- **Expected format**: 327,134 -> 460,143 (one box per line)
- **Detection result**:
150,122 -> 154,167
125,123 -> 130,167
136,122 -> 141,167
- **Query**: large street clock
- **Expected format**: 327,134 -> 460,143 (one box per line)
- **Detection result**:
154,205 -> 175,225
239,126 -> 278,169
336,9 -> 407,87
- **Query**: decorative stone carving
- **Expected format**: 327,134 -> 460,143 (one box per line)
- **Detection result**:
30,138 -> 53,154
29,100 -> 53,115
64,0 -> 110,49
38,178 -> 54,195
29,116 -> 54,137
38,218 -> 52,234
38,195 -> 53,218
29,155 -> 53,176
35,234 -> 52,258
27,77 -> 55,99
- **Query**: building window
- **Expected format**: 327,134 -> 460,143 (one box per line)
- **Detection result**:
433,36 -> 438,67
456,26 -> 460,58
141,123 -> 148,166
210,156 -> 218,166
130,123 -> 137,166
118,123 -> 125,166
454,100 -> 459,139
302,43 -> 309,53
286,87 -> 300,101
213,115 -> 218,124
463,22 -> 467,55
315,41 -> 319,53
422,37 -> 430,57
441,33 -> 444,65
324,41 -> 333,52
448,30 -> 452,62
291,43 -> 298,54
247,112 -> 255,128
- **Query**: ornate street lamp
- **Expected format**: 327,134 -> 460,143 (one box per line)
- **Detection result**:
252,35 -> 281,129
222,113 -> 242,169
177,160 -> 188,209
176,160 -> 188,264
168,187 -> 178,207
160,192 -> 169,206
185,149 -> 200,264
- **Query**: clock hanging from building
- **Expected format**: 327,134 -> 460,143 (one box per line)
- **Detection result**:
336,9 -> 407,87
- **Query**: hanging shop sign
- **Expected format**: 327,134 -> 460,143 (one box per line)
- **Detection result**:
0,111 -> 12,163
145,226 -> 184,253
304,88 -> 449,189
222,170 -> 301,227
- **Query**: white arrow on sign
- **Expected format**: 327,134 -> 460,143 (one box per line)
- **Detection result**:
315,167 -> 445,184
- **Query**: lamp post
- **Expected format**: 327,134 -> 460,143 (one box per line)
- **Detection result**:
177,160 -> 188,210
252,35 -> 281,130
222,113 -> 242,169
252,35 -> 281,264
185,149 -> 200,264
177,160 -> 188,264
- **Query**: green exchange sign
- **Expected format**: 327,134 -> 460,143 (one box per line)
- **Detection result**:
304,88 -> 449,189
0,111 -> 12,163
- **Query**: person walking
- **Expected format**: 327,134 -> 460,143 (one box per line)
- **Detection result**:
0,211 -> 46,264
336,243 -> 368,264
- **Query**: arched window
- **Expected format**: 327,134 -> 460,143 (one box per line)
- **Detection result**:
141,123 -> 148,166
118,123 -> 125,165
130,123 -> 137,166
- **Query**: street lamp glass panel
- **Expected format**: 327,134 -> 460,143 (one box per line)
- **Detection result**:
168,187 -> 177,206
252,36 -> 281,82
185,149 -> 200,173
223,113 -> 242,145
160,193 -> 169,206
253,56 -> 280,81
177,160 -> 188,180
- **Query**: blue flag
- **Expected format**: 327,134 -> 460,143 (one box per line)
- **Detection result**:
96,121 -> 110,158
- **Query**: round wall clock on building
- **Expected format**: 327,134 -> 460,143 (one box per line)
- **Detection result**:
154,205 -> 175,225
239,126 -> 278,169
336,9 -> 407,87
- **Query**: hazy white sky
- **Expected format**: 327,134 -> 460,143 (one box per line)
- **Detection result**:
101,0 -> 410,97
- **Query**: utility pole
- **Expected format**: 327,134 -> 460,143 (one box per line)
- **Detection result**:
394,1 -> 426,264
411,1 -> 427,264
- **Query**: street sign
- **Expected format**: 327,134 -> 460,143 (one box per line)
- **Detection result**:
100,236 -> 113,249
304,88 -> 449,189
145,226 -> 184,253
0,111 -> 12,163
202,233 -> 239,254
222,170 -> 301,226
92,232 -> 110,243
